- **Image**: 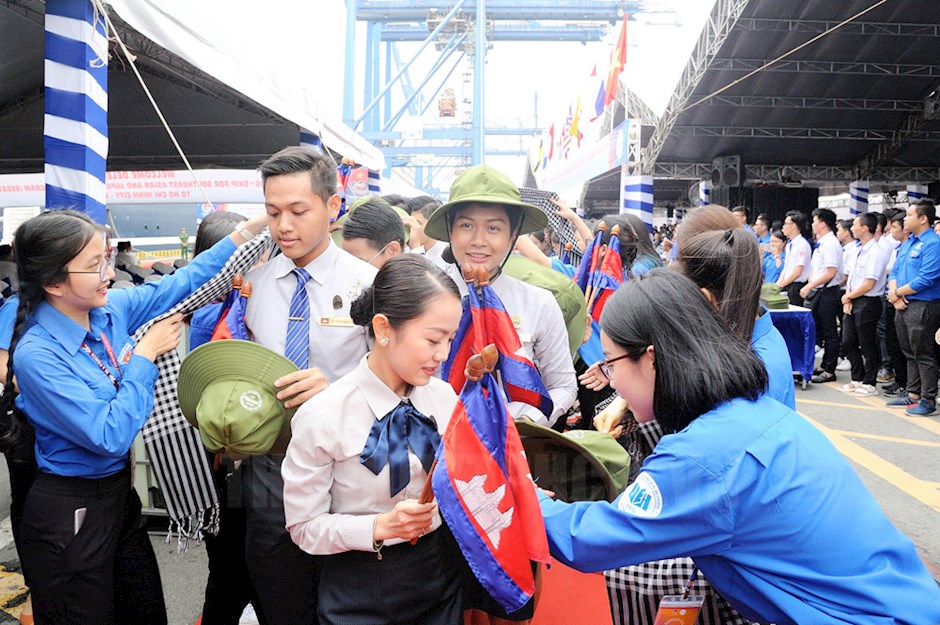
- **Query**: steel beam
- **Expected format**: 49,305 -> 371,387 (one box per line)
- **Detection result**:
380,23 -> 609,42
859,89 -> 940,177
364,127 -> 540,141
710,58 -> 940,77
640,0 -> 751,174
471,0 -> 486,165
733,18 -> 940,37
343,0 -> 357,124
669,126 -> 940,141
378,146 -> 525,157
700,95 -> 923,112
652,162 -> 940,184
355,1 -> 633,23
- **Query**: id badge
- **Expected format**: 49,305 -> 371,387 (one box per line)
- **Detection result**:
654,595 -> 705,625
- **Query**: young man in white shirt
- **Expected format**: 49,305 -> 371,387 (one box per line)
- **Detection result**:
839,213 -> 889,395
776,211 -> 812,305
802,208 -> 843,383
241,146 -> 378,625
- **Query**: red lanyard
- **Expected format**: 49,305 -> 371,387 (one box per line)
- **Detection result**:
80,334 -> 122,390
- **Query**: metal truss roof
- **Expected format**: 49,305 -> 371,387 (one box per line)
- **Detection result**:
644,0 -> 940,182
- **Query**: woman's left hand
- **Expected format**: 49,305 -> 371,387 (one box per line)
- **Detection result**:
579,363 -> 609,391
275,368 -> 329,408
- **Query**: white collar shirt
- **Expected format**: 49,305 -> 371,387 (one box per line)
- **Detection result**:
842,240 -> 861,279
244,242 -> 377,381
782,235 -> 812,283
281,355 -> 456,555
810,231 -> 843,288
848,238 -> 889,297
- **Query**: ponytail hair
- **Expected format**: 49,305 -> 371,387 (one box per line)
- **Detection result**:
0,210 -> 98,453
350,254 -> 459,338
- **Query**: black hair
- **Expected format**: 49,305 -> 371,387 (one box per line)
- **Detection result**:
194,211 -> 246,257
730,205 -> 749,224
889,211 -> 905,226
911,198 -> 937,224
677,228 -> 763,343
600,268 -> 768,434
406,195 -> 441,219
811,208 -> 837,233
836,219 -> 854,234
117,241 -> 132,253
350,254 -> 460,338
598,215 -> 640,272
0,245 -> 11,261
770,229 -> 787,243
871,211 -> 887,233
381,194 -> 408,209
619,213 -> 663,273
259,146 -> 337,205
785,211 -> 810,239
1,209 -> 99,453
755,214 -> 772,231
342,199 -> 406,250
856,212 -> 878,235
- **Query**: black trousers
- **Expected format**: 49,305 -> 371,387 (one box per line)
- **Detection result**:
786,281 -> 807,307
243,454 -> 319,625
810,286 -> 842,374
895,299 -> 940,402
20,469 -> 166,625
318,527 -> 461,625
202,457 -> 258,625
884,300 -> 908,388
2,427 -> 37,564
842,296 -> 882,386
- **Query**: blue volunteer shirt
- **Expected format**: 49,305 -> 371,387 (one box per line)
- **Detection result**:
751,309 -> 795,409
0,296 -> 17,350
14,236 -> 237,478
189,301 -> 223,351
889,228 -> 940,301
539,395 -> 940,625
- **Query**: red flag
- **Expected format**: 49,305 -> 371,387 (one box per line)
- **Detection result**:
605,16 -> 628,106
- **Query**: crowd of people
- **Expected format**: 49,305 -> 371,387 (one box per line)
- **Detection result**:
0,146 -> 939,625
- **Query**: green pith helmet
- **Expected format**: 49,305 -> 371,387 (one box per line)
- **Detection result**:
423,164 -> 547,241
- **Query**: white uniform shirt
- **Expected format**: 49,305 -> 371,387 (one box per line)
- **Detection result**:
782,235 -> 812,283
244,242 -> 377,381
842,240 -> 860,282
809,231 -> 842,288
282,356 -> 456,554
847,238 -> 889,297
878,234 -> 901,255
441,262 -> 577,426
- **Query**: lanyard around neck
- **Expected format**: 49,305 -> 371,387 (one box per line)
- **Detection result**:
80,333 -> 122,390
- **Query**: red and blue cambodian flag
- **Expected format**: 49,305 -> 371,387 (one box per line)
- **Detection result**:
588,233 -> 623,323
210,283 -> 251,341
432,369 -> 550,614
442,284 -> 553,419
574,228 -> 604,294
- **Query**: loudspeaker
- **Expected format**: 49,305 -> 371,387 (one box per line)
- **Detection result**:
722,155 -> 743,187
710,158 -> 723,187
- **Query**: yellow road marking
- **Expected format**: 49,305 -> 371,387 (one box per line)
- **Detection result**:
829,430 -> 940,448
801,414 -> 940,513
796,397 -> 889,412
850,394 -> 940,437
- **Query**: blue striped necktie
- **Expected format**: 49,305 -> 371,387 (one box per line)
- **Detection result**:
285,268 -> 311,369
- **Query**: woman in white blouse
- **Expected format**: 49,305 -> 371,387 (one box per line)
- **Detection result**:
282,254 -> 464,625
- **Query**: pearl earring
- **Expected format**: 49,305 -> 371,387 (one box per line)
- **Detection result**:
379,337 -> 389,345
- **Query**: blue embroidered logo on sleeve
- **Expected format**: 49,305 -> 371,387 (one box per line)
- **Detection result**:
618,472 -> 663,518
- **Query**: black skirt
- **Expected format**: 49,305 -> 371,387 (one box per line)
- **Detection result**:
317,523 -> 462,625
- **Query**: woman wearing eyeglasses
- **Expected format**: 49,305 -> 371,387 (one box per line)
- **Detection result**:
541,269 -> 940,625
0,209 -> 266,625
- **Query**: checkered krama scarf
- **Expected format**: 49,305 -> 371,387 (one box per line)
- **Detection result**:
134,232 -> 271,546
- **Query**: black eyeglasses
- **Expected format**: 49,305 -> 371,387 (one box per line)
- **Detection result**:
599,353 -> 631,379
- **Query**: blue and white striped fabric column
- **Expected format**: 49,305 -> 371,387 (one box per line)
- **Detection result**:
367,169 -> 381,195
44,0 -> 108,223
849,181 -> 869,215
699,180 -> 711,206
621,170 -> 654,233
907,184 -> 929,202
300,128 -> 323,152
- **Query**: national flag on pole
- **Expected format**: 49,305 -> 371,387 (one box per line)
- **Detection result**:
605,16 -> 628,106
442,284 -> 553,419
432,368 -> 550,614
210,280 -> 251,341
570,95 -> 583,149
547,123 -> 555,162
588,234 -> 623,323
575,228 -> 604,294
589,65 -> 606,122
481,288 -> 554,417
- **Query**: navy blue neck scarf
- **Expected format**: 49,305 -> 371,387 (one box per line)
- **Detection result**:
360,401 -> 441,497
